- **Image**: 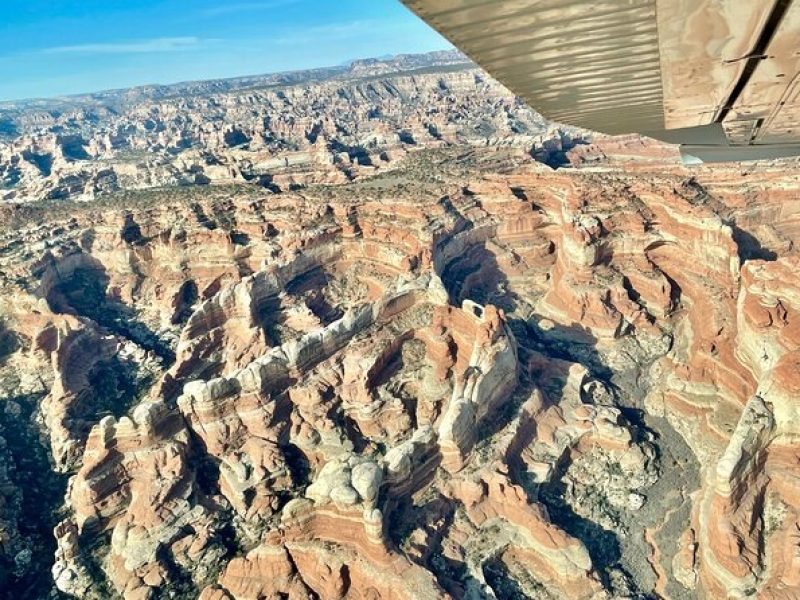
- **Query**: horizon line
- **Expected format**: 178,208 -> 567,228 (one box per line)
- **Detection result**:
0,48 -> 460,107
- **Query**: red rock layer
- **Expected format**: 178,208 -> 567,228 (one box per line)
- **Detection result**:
0,140 -> 798,598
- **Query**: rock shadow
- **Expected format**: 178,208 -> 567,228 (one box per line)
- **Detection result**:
44,257 -> 175,365
0,318 -> 20,364
532,135 -> 589,169
439,241 -> 520,314
482,556 -> 533,600
285,266 -> 345,325
389,495 -> 483,598
538,454 -> 623,588
728,221 -> 778,263
0,393 -> 69,599
513,316 -> 614,405
74,353 -> 153,430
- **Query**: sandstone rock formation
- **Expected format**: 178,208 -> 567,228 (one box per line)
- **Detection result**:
0,51 -> 585,204
1,62 -> 800,599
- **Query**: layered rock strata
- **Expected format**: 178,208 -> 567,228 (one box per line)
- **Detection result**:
0,139 -> 798,598
0,51 -> 586,203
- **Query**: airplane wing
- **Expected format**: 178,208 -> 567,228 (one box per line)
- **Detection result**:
401,0 -> 800,161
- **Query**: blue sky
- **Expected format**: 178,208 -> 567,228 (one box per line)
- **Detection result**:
0,1 -> 451,102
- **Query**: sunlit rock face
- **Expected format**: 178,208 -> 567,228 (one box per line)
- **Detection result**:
1,120 -> 800,600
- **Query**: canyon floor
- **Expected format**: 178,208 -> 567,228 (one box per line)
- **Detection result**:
1,53 -> 800,600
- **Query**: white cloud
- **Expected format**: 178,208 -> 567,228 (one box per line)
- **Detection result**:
40,37 -> 205,55
201,0 -> 300,17
271,20 -> 383,45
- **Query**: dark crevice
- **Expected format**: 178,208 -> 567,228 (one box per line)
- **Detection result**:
0,393 -> 70,599
727,221 -> 778,263
482,556 -> 534,600
46,264 -> 175,364
538,454 -> 622,589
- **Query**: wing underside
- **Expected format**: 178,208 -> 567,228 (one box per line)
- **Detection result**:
402,0 -> 800,161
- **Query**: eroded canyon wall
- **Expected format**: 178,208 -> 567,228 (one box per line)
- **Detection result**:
0,138 -> 799,599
